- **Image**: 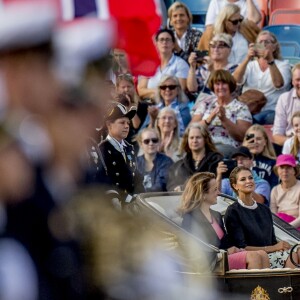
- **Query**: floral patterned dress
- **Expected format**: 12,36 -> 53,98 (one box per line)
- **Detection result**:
194,97 -> 252,147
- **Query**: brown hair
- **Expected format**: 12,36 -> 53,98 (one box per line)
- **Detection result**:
178,172 -> 215,215
229,166 -> 252,194
207,69 -> 237,94
179,123 -> 217,155
243,124 -> 276,159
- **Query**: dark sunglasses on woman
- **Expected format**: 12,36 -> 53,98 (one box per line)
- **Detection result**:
228,17 -> 243,25
159,85 -> 178,91
143,138 -> 159,145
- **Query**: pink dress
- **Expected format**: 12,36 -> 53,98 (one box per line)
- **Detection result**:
212,218 -> 247,270
277,212 -> 300,231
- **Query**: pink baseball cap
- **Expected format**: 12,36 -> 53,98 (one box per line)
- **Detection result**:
275,154 -> 297,167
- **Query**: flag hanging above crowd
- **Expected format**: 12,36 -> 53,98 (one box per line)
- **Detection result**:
58,0 -> 162,76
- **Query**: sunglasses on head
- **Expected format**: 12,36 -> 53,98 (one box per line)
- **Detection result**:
228,17 -> 243,25
159,85 -> 178,91
118,73 -> 133,79
142,138 -> 159,145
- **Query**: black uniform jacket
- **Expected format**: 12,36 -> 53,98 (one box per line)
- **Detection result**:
96,139 -> 143,197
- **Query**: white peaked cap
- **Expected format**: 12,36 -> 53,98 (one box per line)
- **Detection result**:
0,0 -> 58,52
53,18 -> 117,85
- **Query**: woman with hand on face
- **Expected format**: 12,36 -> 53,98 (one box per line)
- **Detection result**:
137,128 -> 173,192
187,33 -> 238,95
233,30 -> 291,125
154,107 -> 180,162
167,1 -> 202,63
225,166 -> 300,268
116,74 -> 148,133
167,123 -> 222,192
137,29 -> 189,101
271,155 -> 300,230
192,69 -> 252,158
243,124 -> 278,188
179,172 -> 269,270
142,75 -> 191,137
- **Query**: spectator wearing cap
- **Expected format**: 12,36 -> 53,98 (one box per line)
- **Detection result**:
270,154 -> 300,230
217,146 -> 270,204
187,33 -> 238,96
96,103 -> 143,204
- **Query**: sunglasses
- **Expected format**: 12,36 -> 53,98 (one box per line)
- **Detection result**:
210,42 -> 230,49
142,138 -> 159,145
159,85 -> 178,91
118,73 -> 133,79
228,18 -> 243,25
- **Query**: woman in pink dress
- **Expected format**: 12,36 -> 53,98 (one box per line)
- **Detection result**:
178,172 -> 269,270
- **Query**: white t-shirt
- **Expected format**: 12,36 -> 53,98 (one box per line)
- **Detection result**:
205,0 -> 260,26
146,54 -> 189,89
228,31 -> 249,64
242,59 -> 292,111
282,137 -> 300,162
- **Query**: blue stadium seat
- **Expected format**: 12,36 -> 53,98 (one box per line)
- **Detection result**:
284,56 -> 300,66
264,25 -> 300,57
180,0 -> 210,26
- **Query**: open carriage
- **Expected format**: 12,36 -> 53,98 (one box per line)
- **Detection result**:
132,192 -> 300,299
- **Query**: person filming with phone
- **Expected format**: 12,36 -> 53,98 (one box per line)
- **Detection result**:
216,146 -> 270,205
233,30 -> 291,125
187,33 -> 238,96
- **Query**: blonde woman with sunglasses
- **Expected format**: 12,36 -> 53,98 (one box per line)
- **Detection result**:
198,4 -> 260,65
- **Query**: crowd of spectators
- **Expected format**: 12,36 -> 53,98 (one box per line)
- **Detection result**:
3,0 -> 300,298
98,0 -> 300,271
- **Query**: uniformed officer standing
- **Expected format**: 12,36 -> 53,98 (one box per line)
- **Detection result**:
96,103 -> 144,204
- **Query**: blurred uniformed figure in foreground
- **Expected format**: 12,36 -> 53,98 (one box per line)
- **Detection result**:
0,3 -> 115,299
0,126 -> 38,300
95,102 -> 144,205
52,187 -> 219,300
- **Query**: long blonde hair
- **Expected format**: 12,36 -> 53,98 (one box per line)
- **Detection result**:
178,172 -> 215,215
214,4 -> 259,44
214,4 -> 241,35
291,111 -> 300,158
243,125 -> 276,159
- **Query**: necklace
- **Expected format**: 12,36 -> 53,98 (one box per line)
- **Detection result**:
193,159 -> 201,169
237,198 -> 258,210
